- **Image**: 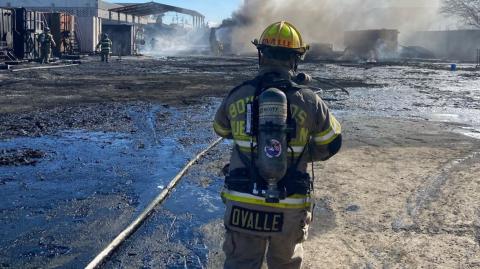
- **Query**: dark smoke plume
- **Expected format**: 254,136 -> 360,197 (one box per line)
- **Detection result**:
223,0 -> 447,53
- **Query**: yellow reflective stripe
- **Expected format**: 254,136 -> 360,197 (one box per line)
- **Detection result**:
238,146 -> 254,153
237,142 -> 304,155
234,133 -> 254,140
288,145 -> 304,153
314,115 -> 341,145
237,143 -> 303,155
222,190 -> 311,209
235,140 -> 255,147
316,133 -> 339,145
235,138 -> 254,153
214,122 -> 231,136
317,126 -> 333,137
288,194 -> 309,199
289,140 -> 307,147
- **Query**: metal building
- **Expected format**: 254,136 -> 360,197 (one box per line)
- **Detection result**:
0,0 -> 150,55
0,8 -> 14,60
0,1 -> 205,56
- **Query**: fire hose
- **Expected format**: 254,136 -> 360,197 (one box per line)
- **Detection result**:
312,77 -> 350,96
295,73 -> 350,100
10,64 -> 79,72
85,137 -> 223,269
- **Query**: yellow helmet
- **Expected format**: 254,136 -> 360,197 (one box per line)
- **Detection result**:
253,21 -> 309,55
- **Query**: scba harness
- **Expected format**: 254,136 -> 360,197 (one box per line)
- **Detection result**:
225,72 -> 313,200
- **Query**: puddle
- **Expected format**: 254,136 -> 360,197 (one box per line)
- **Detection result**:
301,64 -> 480,133
455,127 -> 480,140
0,130 -> 192,211
0,101 -> 220,268
429,113 -> 461,122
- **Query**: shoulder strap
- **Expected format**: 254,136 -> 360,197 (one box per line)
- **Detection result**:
225,77 -> 261,100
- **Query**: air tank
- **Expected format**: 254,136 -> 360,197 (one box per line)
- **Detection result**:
256,88 -> 288,202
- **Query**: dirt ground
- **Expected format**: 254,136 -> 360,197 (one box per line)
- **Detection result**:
303,117 -> 480,268
0,55 -> 479,268
200,117 -> 480,269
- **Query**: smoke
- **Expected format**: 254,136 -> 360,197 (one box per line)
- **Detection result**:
223,0 -> 446,53
141,28 -> 210,56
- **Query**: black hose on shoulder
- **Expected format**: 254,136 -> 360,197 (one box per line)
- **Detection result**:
312,77 -> 350,96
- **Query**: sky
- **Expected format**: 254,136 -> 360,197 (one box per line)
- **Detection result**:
108,0 -> 243,26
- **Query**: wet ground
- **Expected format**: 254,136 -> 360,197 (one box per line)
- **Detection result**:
0,100 -> 221,268
0,56 -> 479,268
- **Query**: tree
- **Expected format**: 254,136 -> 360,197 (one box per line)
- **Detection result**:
441,0 -> 480,28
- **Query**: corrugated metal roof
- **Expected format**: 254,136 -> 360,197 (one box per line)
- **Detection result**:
109,1 -> 204,17
99,1 -> 123,10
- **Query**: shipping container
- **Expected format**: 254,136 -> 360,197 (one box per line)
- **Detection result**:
0,8 -> 13,49
44,13 -> 76,56
11,8 -> 44,60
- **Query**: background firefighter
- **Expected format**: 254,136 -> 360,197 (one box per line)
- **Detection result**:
38,27 -> 56,64
96,33 -> 112,63
213,21 -> 342,269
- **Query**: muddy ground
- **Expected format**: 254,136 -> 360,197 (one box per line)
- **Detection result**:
0,55 -> 479,268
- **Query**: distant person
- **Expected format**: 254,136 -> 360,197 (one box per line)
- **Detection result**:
38,27 -> 56,64
96,33 -> 112,63
61,31 -> 73,55
213,21 -> 342,269
150,37 -> 157,50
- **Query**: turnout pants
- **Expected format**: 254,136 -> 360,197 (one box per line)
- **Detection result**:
222,194 -> 312,269
101,52 -> 110,62
41,48 -> 51,64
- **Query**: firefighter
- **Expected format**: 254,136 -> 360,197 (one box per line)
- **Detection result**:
61,31 -> 73,55
96,33 -> 112,63
213,21 -> 342,269
38,27 -> 56,64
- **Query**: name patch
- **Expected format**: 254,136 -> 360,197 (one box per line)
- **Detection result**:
229,206 -> 283,232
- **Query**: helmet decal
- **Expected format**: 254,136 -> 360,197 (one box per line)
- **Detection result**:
256,21 -> 307,53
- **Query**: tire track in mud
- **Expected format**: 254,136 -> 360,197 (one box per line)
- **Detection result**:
127,105 -> 162,146
393,151 -> 480,240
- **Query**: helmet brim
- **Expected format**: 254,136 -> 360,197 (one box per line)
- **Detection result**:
253,43 -> 308,55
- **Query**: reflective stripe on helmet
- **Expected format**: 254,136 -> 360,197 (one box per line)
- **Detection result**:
222,189 -> 311,209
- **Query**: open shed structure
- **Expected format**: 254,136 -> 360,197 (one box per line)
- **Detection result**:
111,2 -> 205,28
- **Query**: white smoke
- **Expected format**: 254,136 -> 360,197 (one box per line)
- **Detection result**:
227,0 -> 447,53
141,28 -> 210,56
